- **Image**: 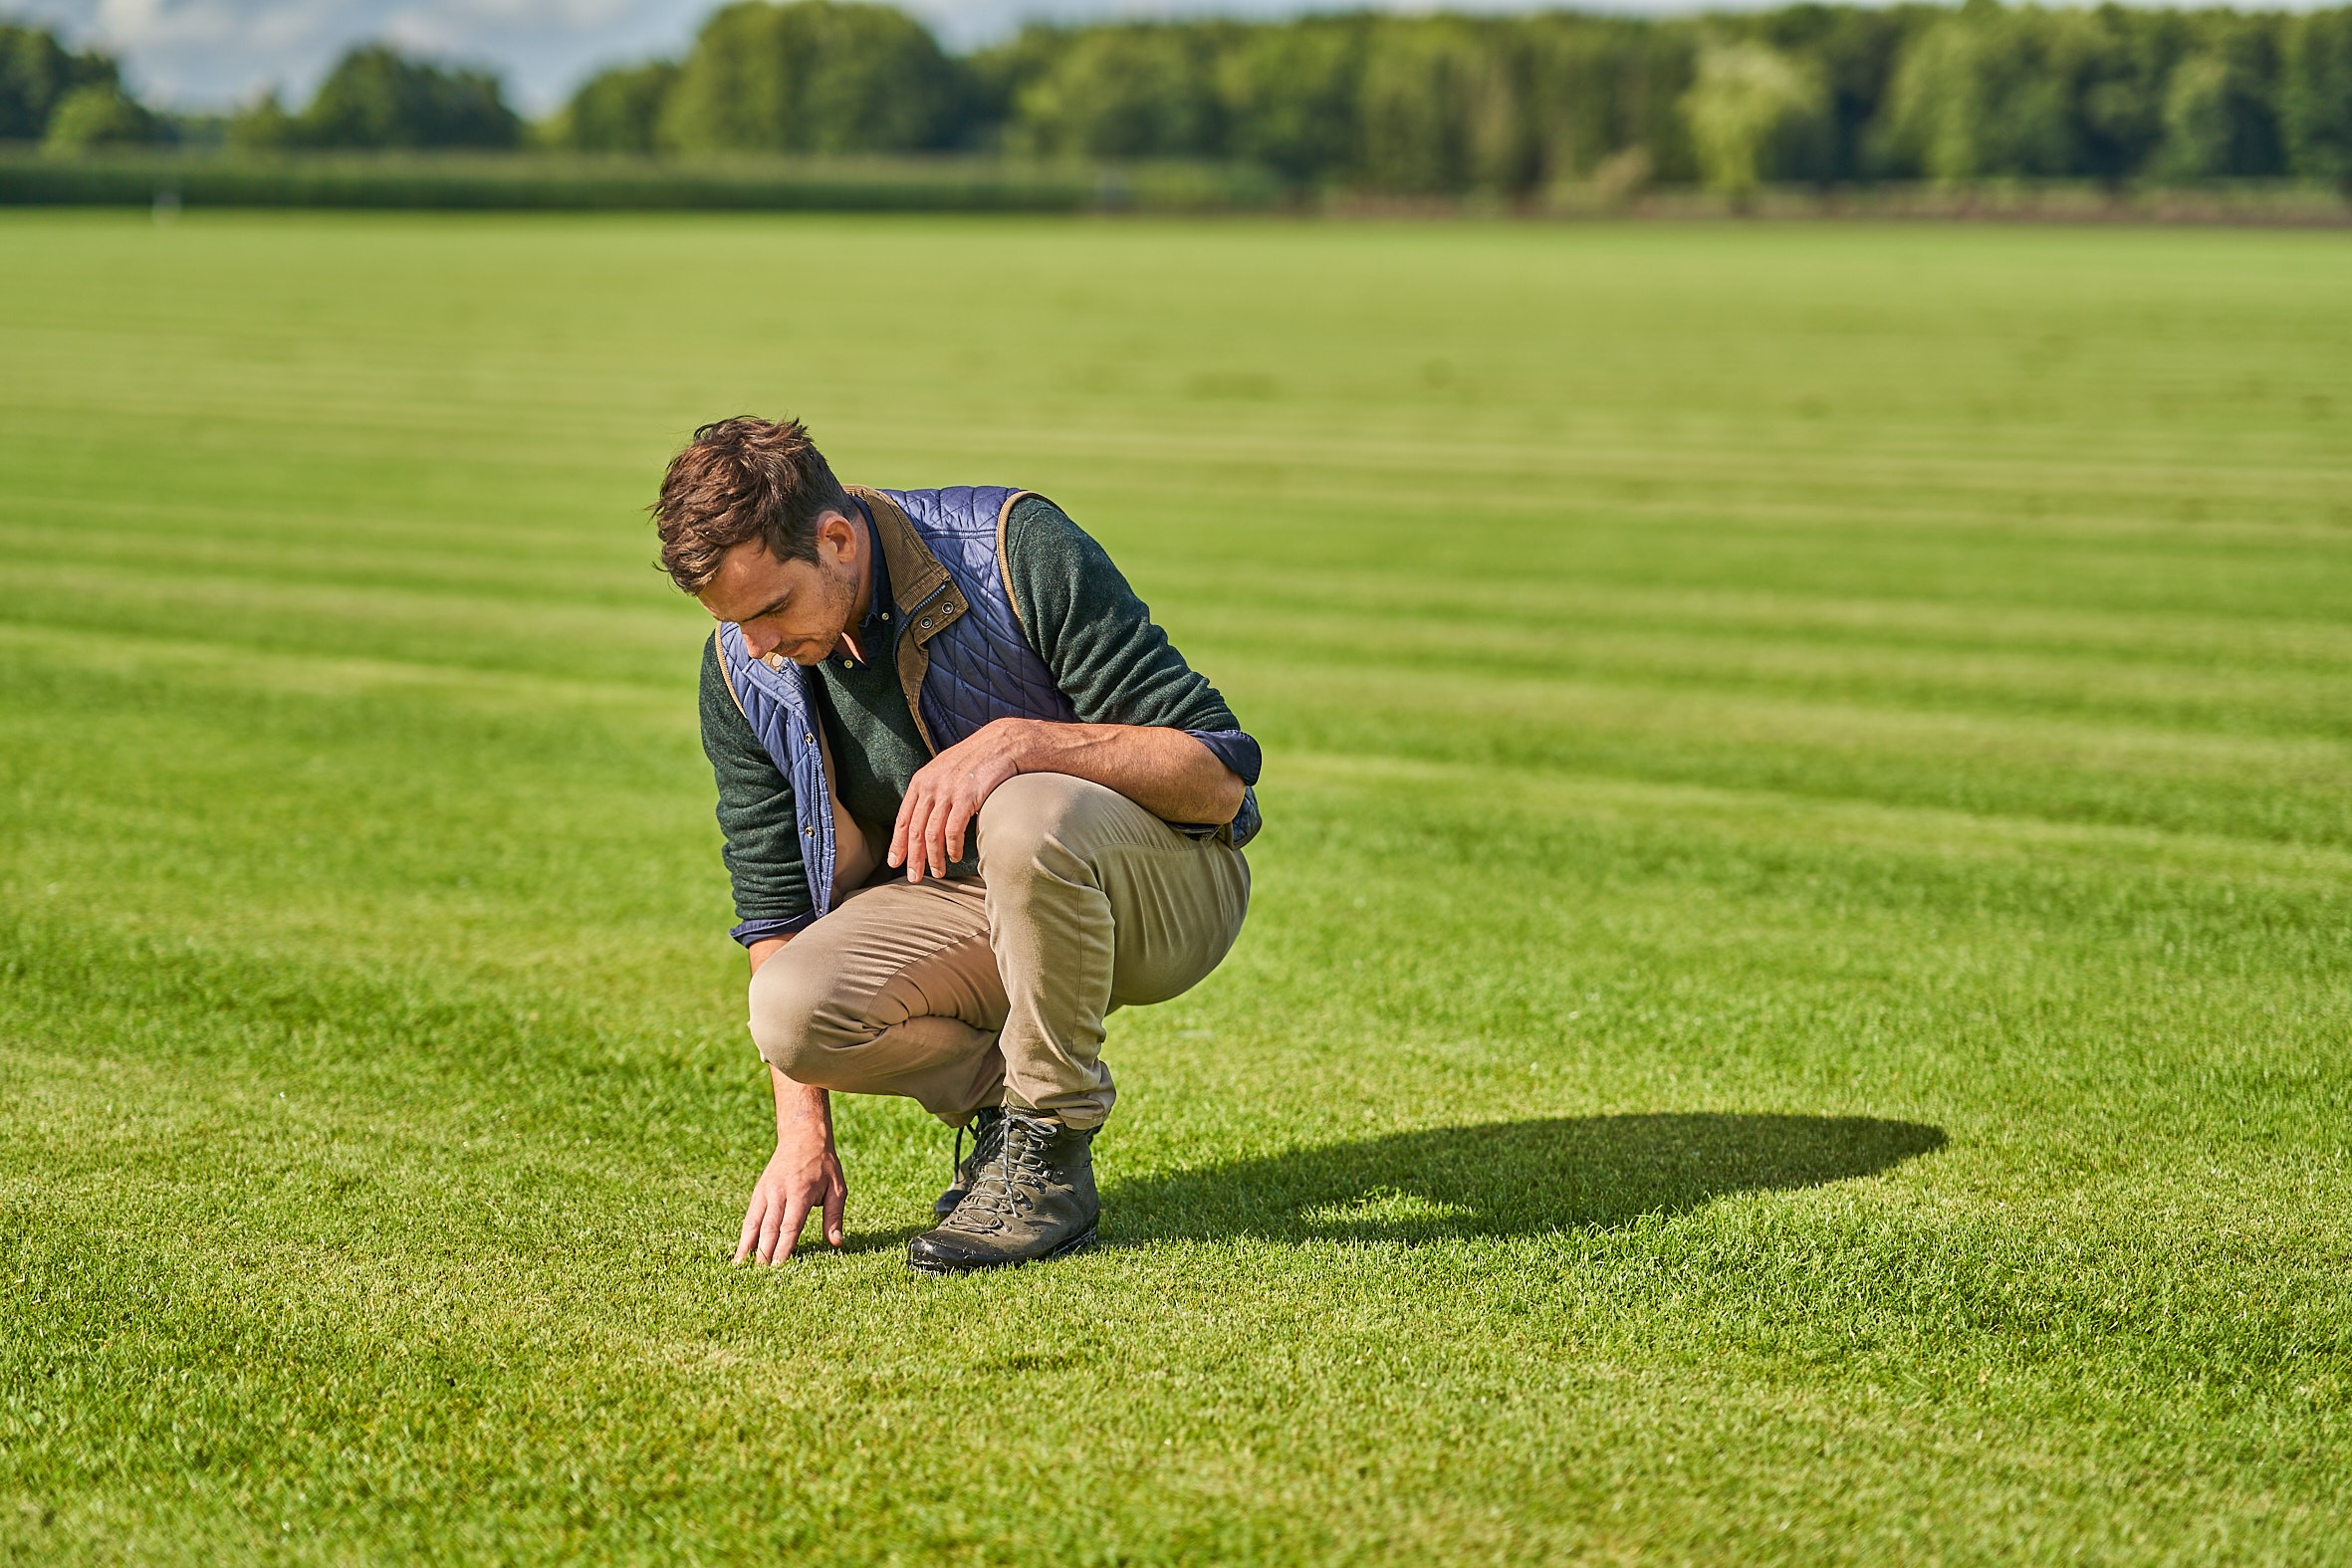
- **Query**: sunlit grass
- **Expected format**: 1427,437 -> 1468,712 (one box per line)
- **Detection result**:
2,211 -> 2347,1564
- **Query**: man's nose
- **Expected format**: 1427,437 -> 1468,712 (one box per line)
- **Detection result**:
741,623 -> 775,658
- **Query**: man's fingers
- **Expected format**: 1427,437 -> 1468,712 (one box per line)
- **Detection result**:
755,1192 -> 788,1263
925,792 -> 953,878
887,793 -> 913,869
890,769 -> 938,869
943,794 -> 975,863
890,761 -> 997,880
907,791 -> 942,882
734,1195 -> 764,1264
897,793 -> 923,880
772,1193 -> 813,1262
823,1178 -> 846,1248
892,770 -> 1001,880
896,762 -> 953,869
741,1184 -> 829,1265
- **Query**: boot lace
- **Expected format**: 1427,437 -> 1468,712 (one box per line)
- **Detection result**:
952,1108 -> 1005,1189
945,1111 -> 1057,1232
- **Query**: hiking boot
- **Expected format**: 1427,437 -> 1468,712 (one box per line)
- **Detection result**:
907,1109 -> 1098,1274
934,1105 -> 1008,1221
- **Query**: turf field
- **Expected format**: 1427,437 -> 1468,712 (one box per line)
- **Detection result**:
1,210 -> 2347,1564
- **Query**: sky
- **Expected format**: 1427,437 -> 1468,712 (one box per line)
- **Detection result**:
12,0 -> 2321,114
11,0 -> 1743,112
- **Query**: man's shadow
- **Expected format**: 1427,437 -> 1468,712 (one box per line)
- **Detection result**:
1102,1113 -> 1946,1246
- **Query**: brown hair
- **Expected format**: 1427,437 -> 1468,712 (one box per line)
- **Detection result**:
649,416 -> 851,593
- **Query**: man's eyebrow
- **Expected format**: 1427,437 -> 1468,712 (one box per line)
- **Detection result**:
748,588 -> 794,621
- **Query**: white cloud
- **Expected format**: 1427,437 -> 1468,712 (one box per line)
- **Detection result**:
16,0 -> 708,111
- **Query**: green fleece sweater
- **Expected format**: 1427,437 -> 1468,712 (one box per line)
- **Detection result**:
699,494 -> 1258,938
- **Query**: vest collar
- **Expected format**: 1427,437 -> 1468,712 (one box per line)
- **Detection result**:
849,485 -> 969,642
845,484 -> 970,754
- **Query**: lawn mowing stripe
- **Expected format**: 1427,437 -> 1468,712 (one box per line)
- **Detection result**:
5,212 -> 2349,1564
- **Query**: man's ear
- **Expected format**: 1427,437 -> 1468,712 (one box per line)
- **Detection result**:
815,509 -> 858,561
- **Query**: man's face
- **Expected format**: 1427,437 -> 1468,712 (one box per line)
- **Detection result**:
697,511 -> 862,665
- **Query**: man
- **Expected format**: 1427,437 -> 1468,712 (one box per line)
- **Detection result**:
650,417 -> 1260,1274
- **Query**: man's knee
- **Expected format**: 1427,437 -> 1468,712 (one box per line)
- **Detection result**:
978,773 -> 1118,886
747,945 -> 856,1081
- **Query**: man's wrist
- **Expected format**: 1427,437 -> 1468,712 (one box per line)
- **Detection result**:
995,715 -> 1047,770
771,1066 -> 831,1145
999,715 -> 1075,775
784,1080 -> 829,1126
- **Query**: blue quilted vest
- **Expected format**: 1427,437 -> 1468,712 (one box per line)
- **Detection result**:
714,486 -> 1258,923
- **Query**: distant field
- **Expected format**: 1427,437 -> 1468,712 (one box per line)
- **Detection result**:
1,211 -> 2347,1564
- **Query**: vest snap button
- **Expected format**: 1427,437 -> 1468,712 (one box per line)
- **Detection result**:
804,826 -> 815,836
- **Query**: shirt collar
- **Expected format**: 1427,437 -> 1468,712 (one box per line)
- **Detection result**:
846,498 -> 894,666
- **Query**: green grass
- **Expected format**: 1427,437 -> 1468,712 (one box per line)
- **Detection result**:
0,149 -> 1286,214
1,209 -> 2347,1564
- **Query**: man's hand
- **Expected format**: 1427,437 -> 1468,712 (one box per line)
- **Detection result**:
888,720 -> 1028,881
887,718 -> 1244,882
735,1067 -> 845,1263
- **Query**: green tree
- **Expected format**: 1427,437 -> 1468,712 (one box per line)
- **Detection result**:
553,61 -> 679,151
1215,20 -> 1365,180
1679,39 -> 1825,197
1009,25 -> 1221,159
2057,7 -> 2169,182
1752,3 -> 1917,182
1882,8 -> 2066,180
1356,19 -> 1529,194
226,92 -> 302,151
659,0 -> 965,154
397,2 -> 2352,192
298,44 -> 520,149
2157,51 -> 2235,178
1619,23 -> 1706,184
40,83 -> 159,150
2185,17 -> 2287,177
1517,19 -> 1631,185
2282,8 -> 2352,185
1518,18 -> 1707,187
1881,4 -> 2178,183
962,23 -> 1064,142
1,22 -> 123,141
2149,21 -> 2288,185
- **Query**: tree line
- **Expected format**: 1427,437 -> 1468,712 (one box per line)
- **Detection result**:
7,3 -> 2351,192
1,27 -> 518,153
3,20 -> 158,148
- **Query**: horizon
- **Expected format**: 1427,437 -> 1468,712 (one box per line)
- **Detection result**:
11,0 -> 2336,116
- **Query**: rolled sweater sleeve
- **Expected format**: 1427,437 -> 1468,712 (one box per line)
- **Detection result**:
699,636 -> 814,945
1003,495 -> 1262,786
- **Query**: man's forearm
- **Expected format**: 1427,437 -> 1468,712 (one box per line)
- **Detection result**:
772,1061 -> 830,1146
731,927 -> 846,1262
749,936 -> 830,1142
999,719 -> 1245,824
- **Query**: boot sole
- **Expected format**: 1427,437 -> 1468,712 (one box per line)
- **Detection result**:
907,1222 -> 1098,1276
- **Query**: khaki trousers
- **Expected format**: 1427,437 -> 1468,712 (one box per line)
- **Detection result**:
746,773 -> 1251,1130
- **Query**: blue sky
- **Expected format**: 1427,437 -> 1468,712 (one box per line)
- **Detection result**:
11,0 -> 1753,111
14,0 -> 2320,113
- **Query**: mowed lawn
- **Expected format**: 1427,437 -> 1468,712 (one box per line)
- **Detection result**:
1,209 -> 2347,1564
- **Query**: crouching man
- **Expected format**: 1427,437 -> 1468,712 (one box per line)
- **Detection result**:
651,418 -> 1260,1273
